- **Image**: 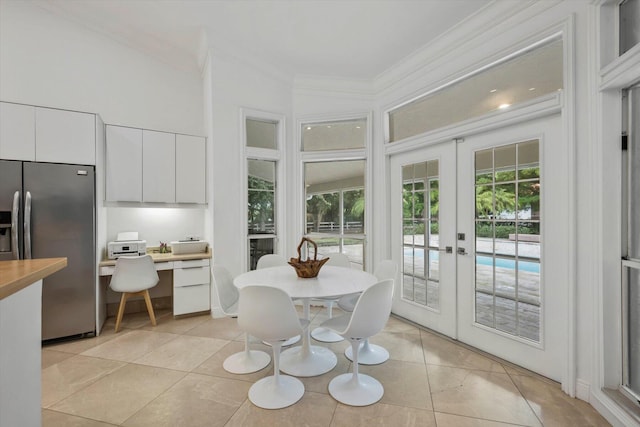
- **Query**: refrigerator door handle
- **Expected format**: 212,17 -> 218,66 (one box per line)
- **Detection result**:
24,191 -> 32,259
11,191 -> 20,260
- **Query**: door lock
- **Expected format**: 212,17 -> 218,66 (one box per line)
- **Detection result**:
457,247 -> 468,255
438,246 -> 453,254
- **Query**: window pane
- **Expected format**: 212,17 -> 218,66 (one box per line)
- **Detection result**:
249,238 -> 274,270
302,118 -> 366,151
389,39 -> 563,142
248,160 -> 275,234
246,119 -> 277,149
620,0 -> 640,55
343,189 -> 364,234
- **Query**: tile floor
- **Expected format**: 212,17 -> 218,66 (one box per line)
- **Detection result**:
42,307 -> 610,426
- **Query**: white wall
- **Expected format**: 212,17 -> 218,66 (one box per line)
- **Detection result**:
0,1 -> 203,135
106,207 -> 207,249
208,53 -> 292,277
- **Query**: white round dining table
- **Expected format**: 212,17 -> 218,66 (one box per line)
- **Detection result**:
233,265 -> 377,377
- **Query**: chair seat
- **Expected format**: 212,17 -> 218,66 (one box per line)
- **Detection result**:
320,313 -> 351,334
337,293 -> 359,312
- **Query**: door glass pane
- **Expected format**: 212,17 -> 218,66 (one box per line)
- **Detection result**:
389,39 -> 563,142
626,266 -> 640,395
305,160 -> 365,269
302,118 -> 366,151
402,159 -> 440,309
474,140 -> 541,341
246,119 -> 277,149
248,238 -> 274,271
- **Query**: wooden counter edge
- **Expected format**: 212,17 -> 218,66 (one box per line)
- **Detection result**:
0,258 -> 67,300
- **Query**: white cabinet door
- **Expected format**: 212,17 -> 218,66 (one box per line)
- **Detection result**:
143,130 -> 175,203
0,102 -> 35,161
173,259 -> 210,315
106,125 -> 142,202
35,107 -> 95,165
176,135 -> 206,204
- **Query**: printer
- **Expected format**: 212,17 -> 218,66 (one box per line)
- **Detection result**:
107,231 -> 147,259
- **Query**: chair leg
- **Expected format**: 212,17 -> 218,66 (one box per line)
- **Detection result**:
114,292 -> 128,333
143,289 -> 157,326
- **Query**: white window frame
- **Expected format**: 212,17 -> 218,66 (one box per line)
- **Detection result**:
295,111 -> 373,271
242,108 -> 286,270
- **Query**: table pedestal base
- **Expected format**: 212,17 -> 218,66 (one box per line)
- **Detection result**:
280,345 -> 337,377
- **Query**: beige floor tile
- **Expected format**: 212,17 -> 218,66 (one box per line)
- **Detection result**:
331,402 -> 437,427
421,330 -> 506,373
185,316 -> 245,341
50,363 -> 186,425
102,309 -> 172,332
80,330 -> 179,362
360,359 -> 432,410
370,330 -> 425,364
42,355 -> 126,408
385,315 -> 422,334
122,373 -> 250,427
139,312 -> 211,334
42,349 -> 74,369
299,352 -> 351,394
193,340 -> 272,383
510,374 -> 611,426
42,409 -> 118,426
435,412 -> 528,426
134,335 -> 228,371
225,391 -> 336,427
428,365 -> 542,426
44,328 -> 119,355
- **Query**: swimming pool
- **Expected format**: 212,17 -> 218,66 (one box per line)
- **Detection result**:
403,248 -> 540,273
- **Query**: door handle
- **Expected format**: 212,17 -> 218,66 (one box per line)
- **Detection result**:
438,246 -> 453,254
24,191 -> 32,259
11,191 -> 20,260
457,247 -> 468,255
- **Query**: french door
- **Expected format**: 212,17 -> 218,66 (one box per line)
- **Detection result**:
391,114 -> 567,381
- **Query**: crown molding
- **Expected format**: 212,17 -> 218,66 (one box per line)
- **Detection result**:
293,75 -> 375,99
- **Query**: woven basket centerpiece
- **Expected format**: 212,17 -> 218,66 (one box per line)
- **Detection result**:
288,237 -> 329,278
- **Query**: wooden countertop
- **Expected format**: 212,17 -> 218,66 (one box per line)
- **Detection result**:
0,258 -> 67,300
99,248 -> 212,267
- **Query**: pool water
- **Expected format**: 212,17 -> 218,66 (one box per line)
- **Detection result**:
403,248 -> 540,273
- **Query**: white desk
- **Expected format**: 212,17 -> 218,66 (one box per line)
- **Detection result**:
234,265 -> 377,377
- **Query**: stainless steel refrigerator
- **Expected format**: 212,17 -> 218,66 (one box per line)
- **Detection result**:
0,160 -> 95,341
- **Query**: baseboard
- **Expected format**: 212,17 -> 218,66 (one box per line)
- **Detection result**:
576,378 -> 591,401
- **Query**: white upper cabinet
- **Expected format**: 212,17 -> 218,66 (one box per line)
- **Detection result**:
35,107 -> 95,165
0,102 -> 35,161
106,125 -> 142,202
143,130 -> 176,203
176,134 -> 206,204
105,124 -> 206,204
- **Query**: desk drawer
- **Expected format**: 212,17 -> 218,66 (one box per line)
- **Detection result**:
174,265 -> 209,287
174,284 -> 210,315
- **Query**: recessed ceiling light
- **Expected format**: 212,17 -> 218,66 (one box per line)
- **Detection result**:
529,87 -> 536,91
498,103 -> 511,109
327,125 -> 332,128
356,126 -> 361,129
306,126 -> 311,130
490,89 -> 497,93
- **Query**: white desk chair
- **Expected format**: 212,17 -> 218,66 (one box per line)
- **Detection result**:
310,252 -> 351,343
109,255 -> 159,333
256,254 -> 300,347
340,259 -> 398,365
239,285 -> 309,409
256,254 -> 287,269
320,279 -> 394,406
212,265 -> 271,374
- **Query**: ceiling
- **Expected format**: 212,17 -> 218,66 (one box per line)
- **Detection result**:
34,0 -> 492,79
